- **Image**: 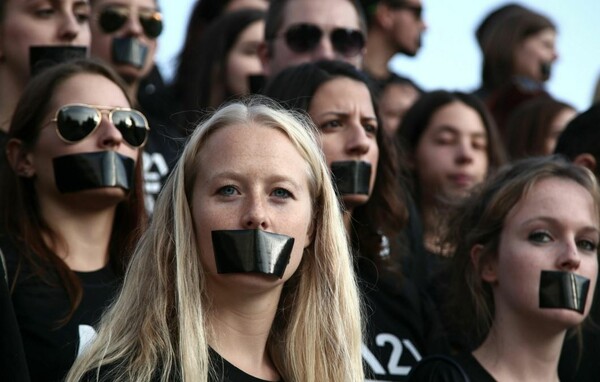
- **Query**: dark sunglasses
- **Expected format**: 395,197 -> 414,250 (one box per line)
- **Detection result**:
283,23 -> 365,58
98,6 -> 163,39
389,2 -> 423,20
51,104 -> 150,148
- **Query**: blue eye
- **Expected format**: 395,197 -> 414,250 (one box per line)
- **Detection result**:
528,231 -> 552,243
272,188 -> 291,199
218,186 -> 238,196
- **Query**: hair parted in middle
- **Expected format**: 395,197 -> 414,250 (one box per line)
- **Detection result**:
66,96 -> 365,382
444,156 -> 600,349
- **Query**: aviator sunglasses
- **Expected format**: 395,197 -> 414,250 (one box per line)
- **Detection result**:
50,104 -> 150,148
282,23 -> 365,57
98,6 -> 163,39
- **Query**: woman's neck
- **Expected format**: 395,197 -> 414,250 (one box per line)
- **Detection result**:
39,198 -> 117,271
207,285 -> 283,380
473,314 -> 565,382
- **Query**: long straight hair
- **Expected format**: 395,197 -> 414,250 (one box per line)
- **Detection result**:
67,98 -> 364,381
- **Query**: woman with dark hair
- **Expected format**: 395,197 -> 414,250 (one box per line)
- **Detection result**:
0,0 -> 90,133
264,60 -> 447,381
1,58 -> 147,381
398,90 -> 506,255
409,156 -> 599,381
474,5 -> 558,131
396,90 -> 506,349
172,8 -> 266,122
504,96 -> 576,161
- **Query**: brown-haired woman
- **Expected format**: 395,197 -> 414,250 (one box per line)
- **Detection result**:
1,58 -> 147,381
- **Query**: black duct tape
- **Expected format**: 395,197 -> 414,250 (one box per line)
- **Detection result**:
540,62 -> 552,81
539,270 -> 590,314
53,151 -> 135,193
112,37 -> 148,68
330,161 -> 372,195
211,229 -> 295,278
30,46 -> 87,76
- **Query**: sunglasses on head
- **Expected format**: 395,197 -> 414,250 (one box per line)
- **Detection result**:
51,104 -> 150,148
98,6 -> 163,39
283,23 -> 365,58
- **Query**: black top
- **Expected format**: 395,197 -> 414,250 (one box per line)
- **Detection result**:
0,248 -> 30,382
3,237 -> 121,382
209,348 -> 283,382
358,256 -> 449,381
408,353 -> 496,382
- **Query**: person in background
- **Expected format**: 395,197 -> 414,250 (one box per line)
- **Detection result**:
258,0 -> 368,77
396,91 -> 506,344
360,0 -> 427,84
409,156 -> 600,381
504,96 -> 576,161
554,103 -> 600,382
67,98 -> 364,382
264,60 -> 447,381
473,4 -> 558,132
0,0 -> 90,134
1,58 -> 146,381
171,9 -> 265,124
378,73 -> 422,136
89,0 -> 179,213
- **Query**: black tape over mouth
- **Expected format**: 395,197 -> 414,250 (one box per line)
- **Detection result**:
53,151 -> 135,193
211,229 -> 295,278
540,62 -> 552,81
539,270 -> 590,314
111,37 -> 148,68
330,161 -> 372,195
30,46 -> 87,76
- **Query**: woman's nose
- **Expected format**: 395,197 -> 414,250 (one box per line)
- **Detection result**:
241,196 -> 269,230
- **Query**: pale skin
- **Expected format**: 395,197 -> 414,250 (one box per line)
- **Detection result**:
472,178 -> 599,381
411,101 -> 488,252
307,77 -> 379,229
192,124 -> 313,380
6,73 -> 139,271
259,0 -> 364,77
0,0 -> 91,131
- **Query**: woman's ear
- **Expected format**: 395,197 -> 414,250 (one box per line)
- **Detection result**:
6,138 -> 35,178
471,244 -> 498,284
573,153 -> 596,174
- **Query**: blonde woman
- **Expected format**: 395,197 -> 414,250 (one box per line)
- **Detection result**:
68,98 -> 364,381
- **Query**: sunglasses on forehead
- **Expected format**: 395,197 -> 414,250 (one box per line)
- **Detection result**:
98,6 -> 163,39
51,104 -> 150,148
282,23 -> 365,58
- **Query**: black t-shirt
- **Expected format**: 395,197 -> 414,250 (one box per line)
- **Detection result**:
209,348 -> 283,382
408,353 -> 496,382
358,257 -> 449,381
0,249 -> 30,382
4,239 -> 121,382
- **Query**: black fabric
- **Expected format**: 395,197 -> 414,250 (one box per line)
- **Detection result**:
209,348 -> 283,382
408,353 -> 496,382
138,83 -> 187,214
3,237 -> 121,382
358,256 -> 449,381
558,284 -> 600,382
0,249 -> 30,382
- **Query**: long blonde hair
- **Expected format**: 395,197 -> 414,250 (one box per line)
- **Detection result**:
67,98 -> 364,381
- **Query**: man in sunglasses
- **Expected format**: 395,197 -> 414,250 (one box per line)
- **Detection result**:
361,0 -> 427,82
89,0 -> 179,214
259,0 -> 368,77
89,0 -> 162,100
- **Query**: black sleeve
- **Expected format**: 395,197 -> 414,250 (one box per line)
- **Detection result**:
0,247 -> 30,382
407,355 -> 470,382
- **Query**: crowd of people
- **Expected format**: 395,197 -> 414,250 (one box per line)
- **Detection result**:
0,0 -> 598,381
